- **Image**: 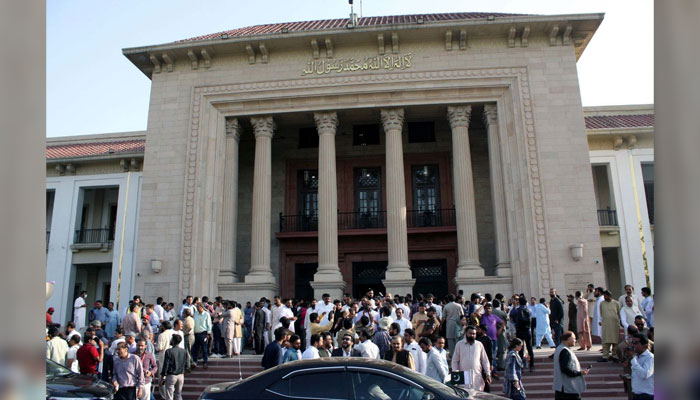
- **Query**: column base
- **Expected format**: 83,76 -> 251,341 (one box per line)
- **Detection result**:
454,276 -> 513,296
244,267 -> 276,284
218,282 -> 279,305
385,262 -> 412,281
382,278 -> 416,298
495,262 -> 512,277
218,271 -> 239,284
456,261 -> 485,278
310,280 -> 346,301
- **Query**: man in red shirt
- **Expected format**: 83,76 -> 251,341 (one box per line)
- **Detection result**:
77,335 -> 103,375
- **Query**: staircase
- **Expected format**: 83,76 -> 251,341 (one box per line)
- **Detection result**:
174,346 -> 627,400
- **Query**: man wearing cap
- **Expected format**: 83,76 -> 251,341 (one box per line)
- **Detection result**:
373,316 -> 393,359
46,307 -> 59,328
425,294 -> 442,320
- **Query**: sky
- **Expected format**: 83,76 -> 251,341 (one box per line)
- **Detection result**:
46,0 -> 653,138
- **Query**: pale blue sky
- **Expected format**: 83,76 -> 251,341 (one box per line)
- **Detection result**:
47,0 -> 653,137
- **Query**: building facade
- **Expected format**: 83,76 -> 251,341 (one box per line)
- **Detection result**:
117,11 -> 609,305
586,105 -> 654,297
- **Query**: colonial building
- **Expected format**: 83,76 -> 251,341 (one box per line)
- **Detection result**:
586,105 -> 654,297
50,11 -> 647,319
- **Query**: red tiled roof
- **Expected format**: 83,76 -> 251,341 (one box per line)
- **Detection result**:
584,114 -> 654,130
46,140 -> 145,160
180,12 -> 528,42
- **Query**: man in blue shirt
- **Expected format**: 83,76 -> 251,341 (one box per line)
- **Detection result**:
244,301 -> 254,349
192,303 -> 212,369
282,334 -> 302,363
262,328 -> 290,369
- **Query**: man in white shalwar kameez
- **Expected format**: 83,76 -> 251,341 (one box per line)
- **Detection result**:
619,296 -> 643,338
591,288 -> 604,338
73,291 -> 87,331
451,326 -> 491,391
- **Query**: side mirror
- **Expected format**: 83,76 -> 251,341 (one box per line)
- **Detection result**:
421,392 -> 435,400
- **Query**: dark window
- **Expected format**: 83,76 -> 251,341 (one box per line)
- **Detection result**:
412,165 -> 440,212
350,371 -> 424,400
355,167 -> 382,215
266,371 -> 348,398
108,204 -> 118,240
407,121 -> 436,143
353,124 -> 380,146
642,163 -> 654,224
298,170 -> 318,216
80,205 -> 89,230
298,127 -> 319,148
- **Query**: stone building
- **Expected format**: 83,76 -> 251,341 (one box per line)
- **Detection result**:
49,11 -> 639,319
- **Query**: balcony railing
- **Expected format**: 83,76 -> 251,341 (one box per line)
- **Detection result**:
597,208 -> 618,226
74,228 -> 114,244
279,208 -> 456,233
407,208 -> 456,228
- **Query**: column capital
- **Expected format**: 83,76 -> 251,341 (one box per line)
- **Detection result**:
225,117 -> 241,141
380,108 -> 405,131
447,105 -> 472,130
313,112 -> 339,135
483,104 -> 498,128
250,116 -> 275,139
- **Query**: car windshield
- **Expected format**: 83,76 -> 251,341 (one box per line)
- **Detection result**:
46,359 -> 76,379
390,366 -> 470,399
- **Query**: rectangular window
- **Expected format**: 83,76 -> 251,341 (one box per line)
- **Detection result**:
412,165 -> 441,211
353,124 -> 380,146
407,121 -> 436,143
297,170 -> 318,216
641,163 -> 654,224
298,127 -> 318,148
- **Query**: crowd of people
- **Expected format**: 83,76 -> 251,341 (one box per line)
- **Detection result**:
45,284 -> 655,400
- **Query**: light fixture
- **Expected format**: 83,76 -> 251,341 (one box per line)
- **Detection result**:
569,244 -> 584,261
151,259 -> 162,273
281,27 -> 289,33
221,33 -> 229,39
487,15 -> 495,21
417,17 -> 424,24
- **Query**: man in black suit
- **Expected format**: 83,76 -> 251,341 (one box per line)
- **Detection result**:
253,302 -> 267,355
331,333 -> 361,357
549,288 -> 565,347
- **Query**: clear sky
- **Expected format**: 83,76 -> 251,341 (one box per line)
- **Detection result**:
47,0 -> 653,137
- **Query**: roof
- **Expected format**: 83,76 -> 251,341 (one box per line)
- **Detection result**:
180,12 -> 529,42
46,139 -> 145,160
584,114 -> 654,130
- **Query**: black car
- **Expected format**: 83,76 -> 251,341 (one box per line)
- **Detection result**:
46,359 -> 114,399
200,358 -> 507,400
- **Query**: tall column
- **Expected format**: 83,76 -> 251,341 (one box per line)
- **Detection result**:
484,105 -> 512,276
448,105 -> 485,285
310,111 -> 346,300
245,116 -> 276,284
380,108 -> 415,296
219,118 -> 241,284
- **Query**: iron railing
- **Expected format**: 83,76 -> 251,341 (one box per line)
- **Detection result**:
279,208 -> 456,232
74,228 -> 114,244
406,208 -> 456,228
597,208 -> 618,226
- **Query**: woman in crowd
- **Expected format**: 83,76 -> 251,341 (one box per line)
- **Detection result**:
503,338 -> 527,400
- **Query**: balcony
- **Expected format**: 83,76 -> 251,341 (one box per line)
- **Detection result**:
279,208 -> 456,233
71,228 -> 114,252
597,208 -> 618,226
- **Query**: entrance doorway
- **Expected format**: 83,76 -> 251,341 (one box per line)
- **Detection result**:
294,263 -> 317,301
352,261 -> 387,298
411,259 -> 448,299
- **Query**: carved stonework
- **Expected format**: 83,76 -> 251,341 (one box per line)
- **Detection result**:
380,108 -> 404,131
483,104 -> 498,127
225,117 -> 241,141
250,116 -> 275,139
447,105 -> 472,130
313,112 -> 338,135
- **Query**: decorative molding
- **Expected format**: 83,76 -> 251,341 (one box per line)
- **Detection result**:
508,27 -> 517,48
459,30 -> 467,50
181,66 -> 552,295
446,105 -> 472,129
391,32 -> 399,54
245,44 -> 255,64
259,43 -> 269,63
521,26 -> 530,47
445,31 -> 453,51
549,25 -> 560,46
613,136 -> 624,150
200,48 -> 213,68
187,50 -> 198,70
380,108 -> 404,131
250,116 -> 275,138
225,117 -> 241,141
483,103 -> 498,126
162,52 -> 175,72
313,112 -> 339,135
324,38 -> 334,58
562,24 -> 573,46
310,39 -> 320,59
377,34 -> 385,55
149,53 -> 161,74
